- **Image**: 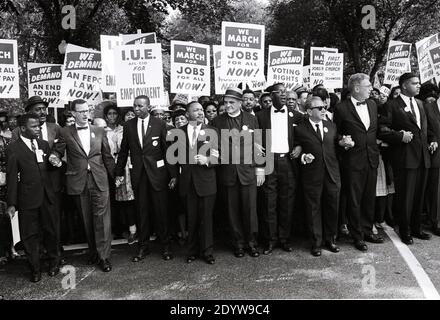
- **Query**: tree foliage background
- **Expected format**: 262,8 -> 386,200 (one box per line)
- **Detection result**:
1,0 -> 439,111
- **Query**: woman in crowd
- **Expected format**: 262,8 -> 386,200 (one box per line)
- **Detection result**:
203,101 -> 218,124
259,92 -> 273,110
109,107 -> 137,244
389,86 -> 401,100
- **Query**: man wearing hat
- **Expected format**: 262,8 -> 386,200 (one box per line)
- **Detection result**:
212,87 -> 264,258
380,72 -> 433,244
256,82 -> 303,254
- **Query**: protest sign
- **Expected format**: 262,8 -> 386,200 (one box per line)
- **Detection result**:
303,65 -> 310,90
113,43 -> 164,107
220,22 -> 266,85
170,40 -> 210,96
0,39 -> 19,98
416,33 -> 438,84
213,45 -> 265,94
27,63 -> 63,108
100,35 -> 122,92
428,43 -> 440,83
59,44 -> 102,104
310,47 -> 338,88
121,32 -> 156,45
267,45 -> 303,91
383,40 -> 412,86
323,52 -> 344,89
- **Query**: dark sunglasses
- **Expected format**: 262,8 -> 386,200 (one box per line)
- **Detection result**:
310,106 -> 326,111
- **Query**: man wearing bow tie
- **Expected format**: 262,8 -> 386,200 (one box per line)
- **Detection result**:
294,97 -> 341,256
256,83 -> 303,254
51,99 -> 115,272
333,73 -> 381,251
115,95 -> 177,262
379,73 -> 433,244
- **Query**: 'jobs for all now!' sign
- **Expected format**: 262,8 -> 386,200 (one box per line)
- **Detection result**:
0,39 -> 19,98
170,41 -> 210,96
267,45 -> 304,91
27,63 -> 64,108
220,22 -> 266,85
310,47 -> 338,88
113,43 -> 164,107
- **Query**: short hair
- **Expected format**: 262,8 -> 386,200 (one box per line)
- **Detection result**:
134,95 -> 150,104
243,89 -> 255,97
18,113 -> 39,127
304,96 -> 323,110
172,108 -> 187,122
371,87 -> 381,95
314,87 -> 329,102
186,101 -> 201,111
347,73 -> 370,92
398,72 -> 418,87
202,101 -> 218,111
103,101 -> 119,117
70,99 -> 87,112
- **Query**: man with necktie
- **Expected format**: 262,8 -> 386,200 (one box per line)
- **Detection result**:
51,99 -> 115,272
333,73 -> 382,251
7,114 -> 59,282
380,73 -> 433,244
115,95 -> 177,262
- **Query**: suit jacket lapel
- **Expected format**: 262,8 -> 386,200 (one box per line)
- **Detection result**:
89,126 -> 98,155
70,126 -> 87,156
433,102 -> 440,121
349,100 -> 366,130
143,117 -> 153,146
416,99 -> 426,132
397,96 -> 418,126
307,119 -> 323,143
366,100 -> 375,131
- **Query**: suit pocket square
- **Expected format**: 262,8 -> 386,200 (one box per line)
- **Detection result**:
152,136 -> 159,140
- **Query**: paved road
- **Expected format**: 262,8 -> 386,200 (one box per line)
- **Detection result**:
2,226 -> 440,300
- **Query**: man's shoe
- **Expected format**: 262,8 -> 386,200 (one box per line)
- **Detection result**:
132,247 -> 150,262
281,243 -> 293,252
48,264 -> 60,277
311,245 -> 321,257
186,255 -> 196,263
364,234 -> 384,244
99,259 -> 112,272
127,232 -> 137,245
339,224 -> 350,236
401,235 -> 414,245
249,247 -> 260,257
412,231 -> 431,240
162,246 -> 173,261
234,248 -> 245,258
325,241 -> 340,253
31,271 -> 42,283
263,244 -> 274,255
432,228 -> 440,237
86,254 -> 99,265
354,240 -> 368,252
204,255 -> 215,265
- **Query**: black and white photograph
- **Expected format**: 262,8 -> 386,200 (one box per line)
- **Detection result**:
1,0 -> 440,308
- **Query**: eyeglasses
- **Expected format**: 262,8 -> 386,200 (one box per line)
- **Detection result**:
310,106 -> 326,111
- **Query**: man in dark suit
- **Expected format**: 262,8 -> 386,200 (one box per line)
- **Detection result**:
115,95 -> 177,262
294,97 -> 341,256
424,97 -> 440,236
6,114 -> 59,282
333,73 -> 382,251
256,83 -> 303,254
174,101 -> 219,264
51,99 -> 115,272
380,73 -> 432,244
212,87 -> 264,258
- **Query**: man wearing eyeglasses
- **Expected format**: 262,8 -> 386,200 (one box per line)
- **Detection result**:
50,99 -> 115,272
256,83 -> 303,254
333,73 -> 382,252
294,97 -> 341,256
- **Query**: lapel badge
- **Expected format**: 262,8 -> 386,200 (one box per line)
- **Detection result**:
152,140 -> 158,147
404,106 -> 411,113
323,127 -> 328,133
199,129 -> 205,136
242,125 -> 248,131
289,112 -> 293,117
91,132 -> 95,139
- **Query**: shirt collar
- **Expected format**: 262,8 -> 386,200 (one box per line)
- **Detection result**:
271,105 -> 287,114
20,135 -> 35,144
228,110 -> 241,118
188,122 -> 202,130
75,123 -> 89,130
399,93 -> 414,105
309,118 -> 323,127
437,99 -> 440,109
351,96 -> 366,106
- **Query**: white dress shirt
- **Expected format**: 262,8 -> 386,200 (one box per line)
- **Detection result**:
309,118 -> 323,140
137,116 -> 150,148
76,124 -> 90,155
187,123 -> 202,148
20,135 -> 39,152
400,94 -> 421,128
437,99 -> 440,114
40,122 -> 48,141
351,97 -> 370,130
270,106 -> 289,153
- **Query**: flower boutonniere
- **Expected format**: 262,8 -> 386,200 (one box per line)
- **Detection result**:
91,132 -> 95,139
